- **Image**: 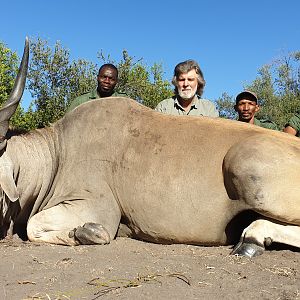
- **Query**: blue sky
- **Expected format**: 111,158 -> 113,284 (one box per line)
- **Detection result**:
1,0 -> 299,108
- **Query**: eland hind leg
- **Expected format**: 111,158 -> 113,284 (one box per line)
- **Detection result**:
224,134 -> 300,257
231,219 -> 300,257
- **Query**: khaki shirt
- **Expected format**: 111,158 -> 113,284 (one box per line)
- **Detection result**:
155,96 -> 219,117
67,89 -> 127,112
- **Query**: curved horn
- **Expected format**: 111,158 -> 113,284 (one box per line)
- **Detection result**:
0,37 -> 29,151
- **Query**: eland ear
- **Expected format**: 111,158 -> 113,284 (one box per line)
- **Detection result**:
0,160 -> 19,202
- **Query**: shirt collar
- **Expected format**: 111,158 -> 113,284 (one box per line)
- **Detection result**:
174,95 -> 199,111
90,88 -> 117,99
89,89 -> 99,99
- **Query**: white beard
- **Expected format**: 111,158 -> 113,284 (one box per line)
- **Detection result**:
178,87 -> 197,100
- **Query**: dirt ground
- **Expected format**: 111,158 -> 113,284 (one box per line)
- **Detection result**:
1,237 -> 300,300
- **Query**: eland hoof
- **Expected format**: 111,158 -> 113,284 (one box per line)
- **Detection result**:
231,241 -> 265,258
69,222 -> 110,245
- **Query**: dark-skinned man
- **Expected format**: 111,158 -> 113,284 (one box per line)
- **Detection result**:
234,90 -> 278,130
67,63 -> 126,111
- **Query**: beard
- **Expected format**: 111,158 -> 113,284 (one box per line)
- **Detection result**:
178,87 -> 197,100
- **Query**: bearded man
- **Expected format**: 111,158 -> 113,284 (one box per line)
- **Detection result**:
155,60 -> 219,117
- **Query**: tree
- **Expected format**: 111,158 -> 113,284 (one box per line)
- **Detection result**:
0,41 -> 18,105
0,41 -> 32,130
27,38 -> 97,127
27,39 -> 173,128
98,49 -> 173,108
245,52 -> 300,129
216,92 -> 236,119
217,51 -> 300,129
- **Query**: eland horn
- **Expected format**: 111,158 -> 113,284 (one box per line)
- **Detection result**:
0,37 -> 29,150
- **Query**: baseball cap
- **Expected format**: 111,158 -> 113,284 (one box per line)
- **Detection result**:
235,90 -> 258,104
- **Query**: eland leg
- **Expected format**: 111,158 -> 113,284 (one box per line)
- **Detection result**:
224,135 -> 300,257
231,219 -> 300,257
27,184 -> 121,245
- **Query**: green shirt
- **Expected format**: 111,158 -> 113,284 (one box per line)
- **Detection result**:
67,89 -> 127,112
285,113 -> 300,136
253,117 -> 278,130
155,96 -> 219,117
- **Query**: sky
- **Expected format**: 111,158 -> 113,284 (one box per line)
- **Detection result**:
1,0 -> 299,109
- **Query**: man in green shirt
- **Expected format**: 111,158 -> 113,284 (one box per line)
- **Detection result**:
234,90 -> 278,130
155,60 -> 219,117
283,114 -> 300,136
67,63 -> 126,111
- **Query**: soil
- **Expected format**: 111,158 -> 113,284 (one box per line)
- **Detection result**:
1,237 -> 300,300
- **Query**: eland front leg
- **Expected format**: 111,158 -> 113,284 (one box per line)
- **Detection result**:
27,183 -> 121,245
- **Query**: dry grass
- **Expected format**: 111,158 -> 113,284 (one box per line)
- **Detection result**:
87,272 -> 190,299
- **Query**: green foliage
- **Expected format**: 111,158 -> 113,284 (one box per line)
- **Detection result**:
0,41 -> 18,105
98,49 -> 173,108
216,92 -> 236,119
1,38 -> 173,130
217,51 -> 300,129
27,38 -> 97,127
26,39 -> 172,128
11,105 -> 37,131
2,37 -> 299,132
0,41 -> 35,131
245,52 -> 300,129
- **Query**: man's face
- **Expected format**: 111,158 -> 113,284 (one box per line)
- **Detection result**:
176,69 -> 198,100
97,67 -> 118,96
235,98 -> 259,122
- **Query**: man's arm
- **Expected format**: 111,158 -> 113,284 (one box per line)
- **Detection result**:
209,103 -> 219,118
67,98 -> 81,112
154,101 -> 164,112
283,126 -> 297,136
66,92 -> 91,112
203,100 -> 219,118
154,99 -> 171,114
283,114 -> 300,136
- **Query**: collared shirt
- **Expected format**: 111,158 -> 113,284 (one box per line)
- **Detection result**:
253,117 -> 279,131
67,88 -> 127,112
155,96 -> 219,117
285,113 -> 300,136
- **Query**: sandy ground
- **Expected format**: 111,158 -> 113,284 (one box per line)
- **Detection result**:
1,237 -> 300,300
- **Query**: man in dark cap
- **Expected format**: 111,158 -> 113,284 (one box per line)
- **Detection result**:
234,90 -> 278,130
